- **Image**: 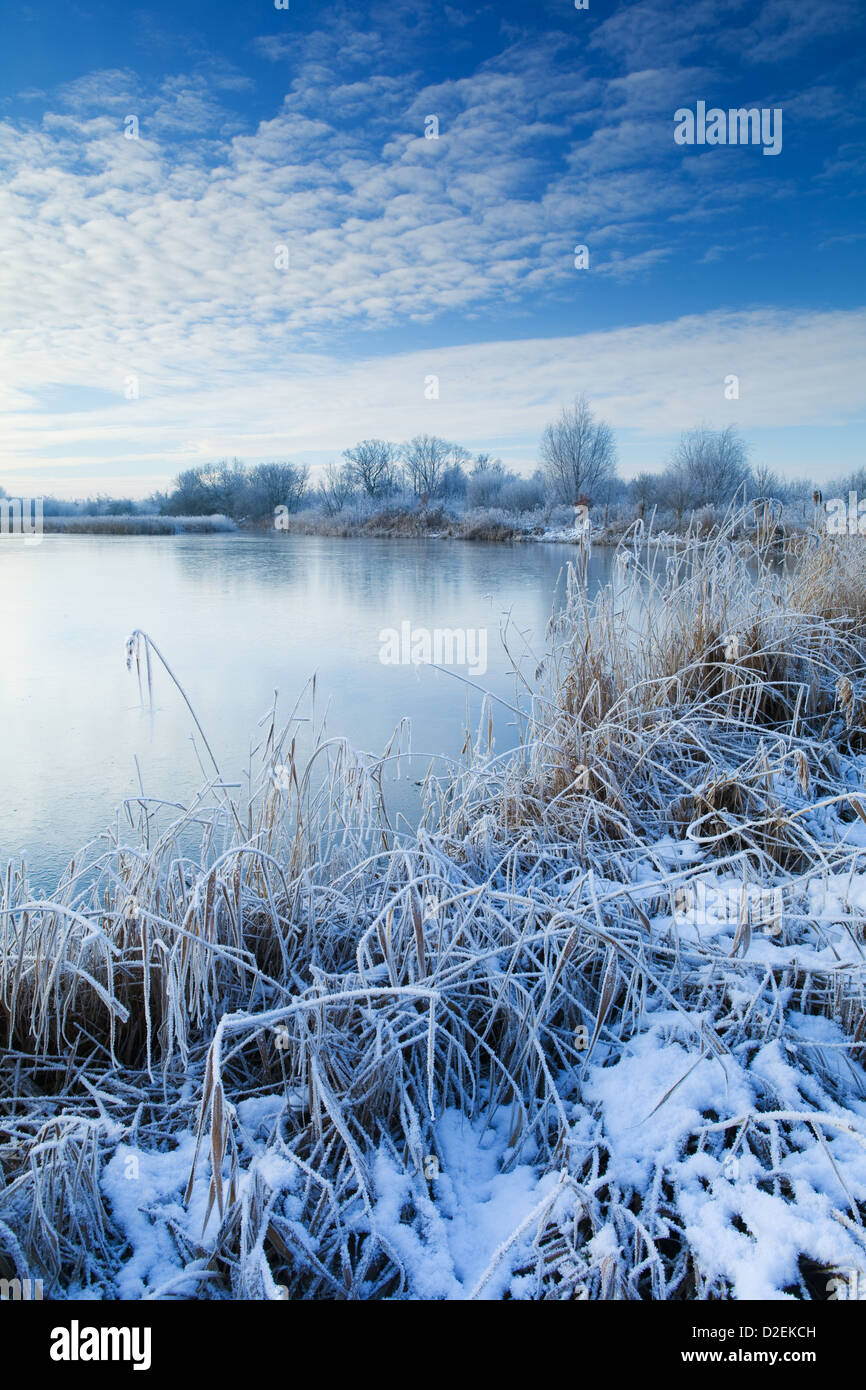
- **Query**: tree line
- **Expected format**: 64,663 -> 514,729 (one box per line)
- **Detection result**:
155,400 -> 821,522
19,397 -> 846,522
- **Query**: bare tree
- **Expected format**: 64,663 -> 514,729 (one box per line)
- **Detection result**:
671,426 -> 751,508
250,462 -> 309,514
750,462 -> 779,496
749,462 -> 789,501
341,439 -> 398,498
401,435 -> 458,499
629,472 -> 663,516
656,463 -> 699,525
318,461 -> 354,514
467,456 -> 506,508
539,396 -> 618,504
471,452 -> 500,473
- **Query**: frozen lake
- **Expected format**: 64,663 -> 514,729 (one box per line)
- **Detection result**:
0,531 -> 616,886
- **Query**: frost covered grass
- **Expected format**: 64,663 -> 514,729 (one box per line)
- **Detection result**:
273,502 -> 525,542
2,518 -> 866,1300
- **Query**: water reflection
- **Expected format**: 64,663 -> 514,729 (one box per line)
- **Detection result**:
0,533 -> 615,886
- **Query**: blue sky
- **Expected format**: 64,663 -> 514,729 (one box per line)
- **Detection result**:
0,0 -> 864,496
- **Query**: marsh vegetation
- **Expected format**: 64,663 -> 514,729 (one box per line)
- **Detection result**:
2,516 -> 866,1299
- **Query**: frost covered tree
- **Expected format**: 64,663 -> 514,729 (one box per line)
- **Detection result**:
749,462 -> 787,500
341,440 -> 398,498
669,426 -> 751,509
249,462 -> 309,515
539,396 -> 618,504
401,435 -> 461,500
318,461 -> 355,514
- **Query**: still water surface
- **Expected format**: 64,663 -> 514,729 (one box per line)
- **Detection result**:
0,533 -> 616,886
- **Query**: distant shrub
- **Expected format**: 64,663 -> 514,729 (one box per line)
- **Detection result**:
162,461 -> 308,520
459,507 -> 517,541
497,475 -> 546,513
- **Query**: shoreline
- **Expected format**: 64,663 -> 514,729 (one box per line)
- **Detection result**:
31,509 -> 810,547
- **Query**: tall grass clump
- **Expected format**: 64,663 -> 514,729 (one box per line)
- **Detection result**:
2,515 -> 866,1300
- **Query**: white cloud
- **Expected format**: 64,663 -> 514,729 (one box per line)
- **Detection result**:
0,16 -> 812,394
55,69 -> 140,111
0,3 -> 862,497
2,309 -> 863,495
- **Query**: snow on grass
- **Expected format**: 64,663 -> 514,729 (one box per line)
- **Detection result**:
4,519 -> 866,1300
103,1135 -> 206,1300
363,1107 -> 560,1300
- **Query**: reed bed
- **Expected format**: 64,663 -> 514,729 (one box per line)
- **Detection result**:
2,516 -> 866,1300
